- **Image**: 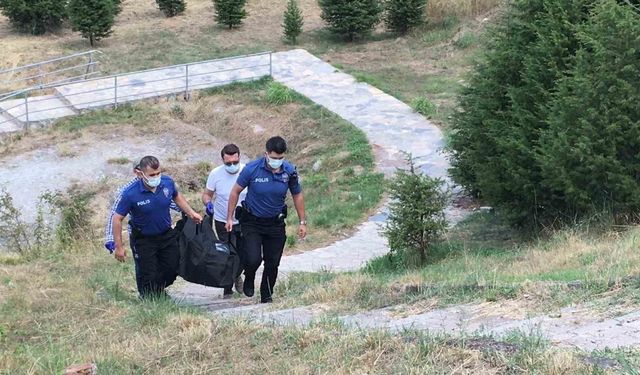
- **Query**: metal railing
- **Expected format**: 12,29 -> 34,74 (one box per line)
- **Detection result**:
0,50 -> 102,96
0,52 -> 273,130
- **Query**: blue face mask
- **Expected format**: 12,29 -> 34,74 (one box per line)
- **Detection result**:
267,157 -> 283,170
225,163 -> 240,174
143,173 -> 162,188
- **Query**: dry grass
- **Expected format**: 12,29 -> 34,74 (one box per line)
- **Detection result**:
0,247 -> 607,374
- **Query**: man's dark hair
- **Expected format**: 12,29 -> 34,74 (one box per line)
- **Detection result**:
221,144 -> 240,159
266,136 -> 287,154
135,155 -> 160,171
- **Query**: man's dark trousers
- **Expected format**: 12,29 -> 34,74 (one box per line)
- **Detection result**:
130,229 -> 179,298
241,217 -> 287,302
214,220 -> 245,293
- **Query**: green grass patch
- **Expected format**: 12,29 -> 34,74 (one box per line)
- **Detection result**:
266,82 -> 299,105
411,96 -> 438,118
55,104 -> 155,132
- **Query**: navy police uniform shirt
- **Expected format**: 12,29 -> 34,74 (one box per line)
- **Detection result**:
115,175 -> 179,236
236,158 -> 302,218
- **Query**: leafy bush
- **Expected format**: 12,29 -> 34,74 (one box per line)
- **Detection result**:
318,0 -> 382,41
266,82 -> 295,105
213,0 -> 247,29
383,155 -> 449,266
0,0 -> 66,35
411,96 -> 437,118
449,0 -> 640,227
384,0 -> 427,33
68,0 -> 116,46
0,190 -> 31,254
156,0 -> 185,17
282,0 -> 304,44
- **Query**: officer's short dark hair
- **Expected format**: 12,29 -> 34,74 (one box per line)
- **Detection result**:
221,144 -> 240,159
135,156 -> 160,171
266,136 -> 287,154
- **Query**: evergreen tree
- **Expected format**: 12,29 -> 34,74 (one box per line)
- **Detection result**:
282,0 -> 303,44
538,0 -> 640,218
156,0 -> 185,17
0,0 -> 66,35
384,0 -> 427,33
68,0 -> 115,47
213,0 -> 247,29
112,0 -> 123,15
318,0 -> 382,41
449,0 -> 640,227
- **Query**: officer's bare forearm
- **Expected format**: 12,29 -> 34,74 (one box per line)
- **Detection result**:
227,184 -> 242,221
292,192 -> 306,221
113,215 -> 124,248
174,193 -> 198,217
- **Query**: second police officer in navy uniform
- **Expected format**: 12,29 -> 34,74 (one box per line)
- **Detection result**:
226,136 -> 307,303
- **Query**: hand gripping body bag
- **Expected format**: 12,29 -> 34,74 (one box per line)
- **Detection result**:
176,215 -> 240,288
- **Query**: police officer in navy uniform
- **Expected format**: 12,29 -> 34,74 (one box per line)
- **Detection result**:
112,156 -> 203,298
226,136 -> 307,303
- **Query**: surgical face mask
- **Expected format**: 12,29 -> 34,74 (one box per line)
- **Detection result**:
224,163 -> 240,174
143,173 -> 162,188
267,157 -> 283,170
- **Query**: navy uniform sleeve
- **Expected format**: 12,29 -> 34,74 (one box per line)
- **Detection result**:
115,193 -> 131,217
288,166 -> 302,195
236,164 -> 252,188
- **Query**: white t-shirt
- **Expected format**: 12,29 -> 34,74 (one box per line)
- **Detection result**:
206,164 -> 247,223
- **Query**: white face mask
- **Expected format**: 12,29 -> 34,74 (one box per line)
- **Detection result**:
224,163 -> 240,174
142,173 -> 161,188
267,157 -> 284,170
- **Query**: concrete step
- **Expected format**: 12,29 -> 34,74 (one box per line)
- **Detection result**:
0,111 -> 22,133
0,95 -> 76,123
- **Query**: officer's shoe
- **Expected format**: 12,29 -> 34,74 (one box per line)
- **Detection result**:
260,296 -> 273,304
234,276 -> 244,294
243,283 -> 255,298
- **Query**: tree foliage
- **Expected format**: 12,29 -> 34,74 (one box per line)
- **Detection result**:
283,0 -> 304,44
384,0 -> 427,33
383,155 -> 449,266
68,0 -> 115,47
213,0 -> 247,29
156,0 -> 185,17
0,0 -> 66,35
449,0 -> 640,227
318,0 -> 382,41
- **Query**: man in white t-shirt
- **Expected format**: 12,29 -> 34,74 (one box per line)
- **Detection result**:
201,144 -> 247,298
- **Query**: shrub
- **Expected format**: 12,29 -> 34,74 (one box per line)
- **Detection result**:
318,0 -> 382,41
0,189 -> 31,254
411,96 -> 437,118
449,0 -> 640,227
282,0 -> 304,44
0,0 -> 66,35
213,0 -> 247,29
384,0 -> 427,33
112,0 -> 123,14
68,0 -> 116,47
266,82 -> 295,105
382,154 -> 449,266
156,0 -> 185,17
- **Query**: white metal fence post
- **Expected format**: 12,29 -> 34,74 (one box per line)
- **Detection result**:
24,91 -> 29,123
114,76 -> 118,109
269,53 -> 273,77
185,64 -> 190,101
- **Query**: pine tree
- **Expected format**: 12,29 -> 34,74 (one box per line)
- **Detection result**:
0,0 -> 66,35
384,0 -> 427,33
68,0 -> 115,47
318,0 -> 382,41
112,0 -> 123,15
213,0 -> 247,29
156,0 -> 186,17
282,0 -> 303,44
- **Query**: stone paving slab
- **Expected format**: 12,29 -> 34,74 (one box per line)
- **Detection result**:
55,54 -> 271,110
0,95 -> 75,123
0,112 -> 21,133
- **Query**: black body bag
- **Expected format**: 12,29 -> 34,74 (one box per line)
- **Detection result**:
176,215 -> 240,288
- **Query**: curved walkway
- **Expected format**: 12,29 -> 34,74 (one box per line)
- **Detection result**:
171,49 -> 458,303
